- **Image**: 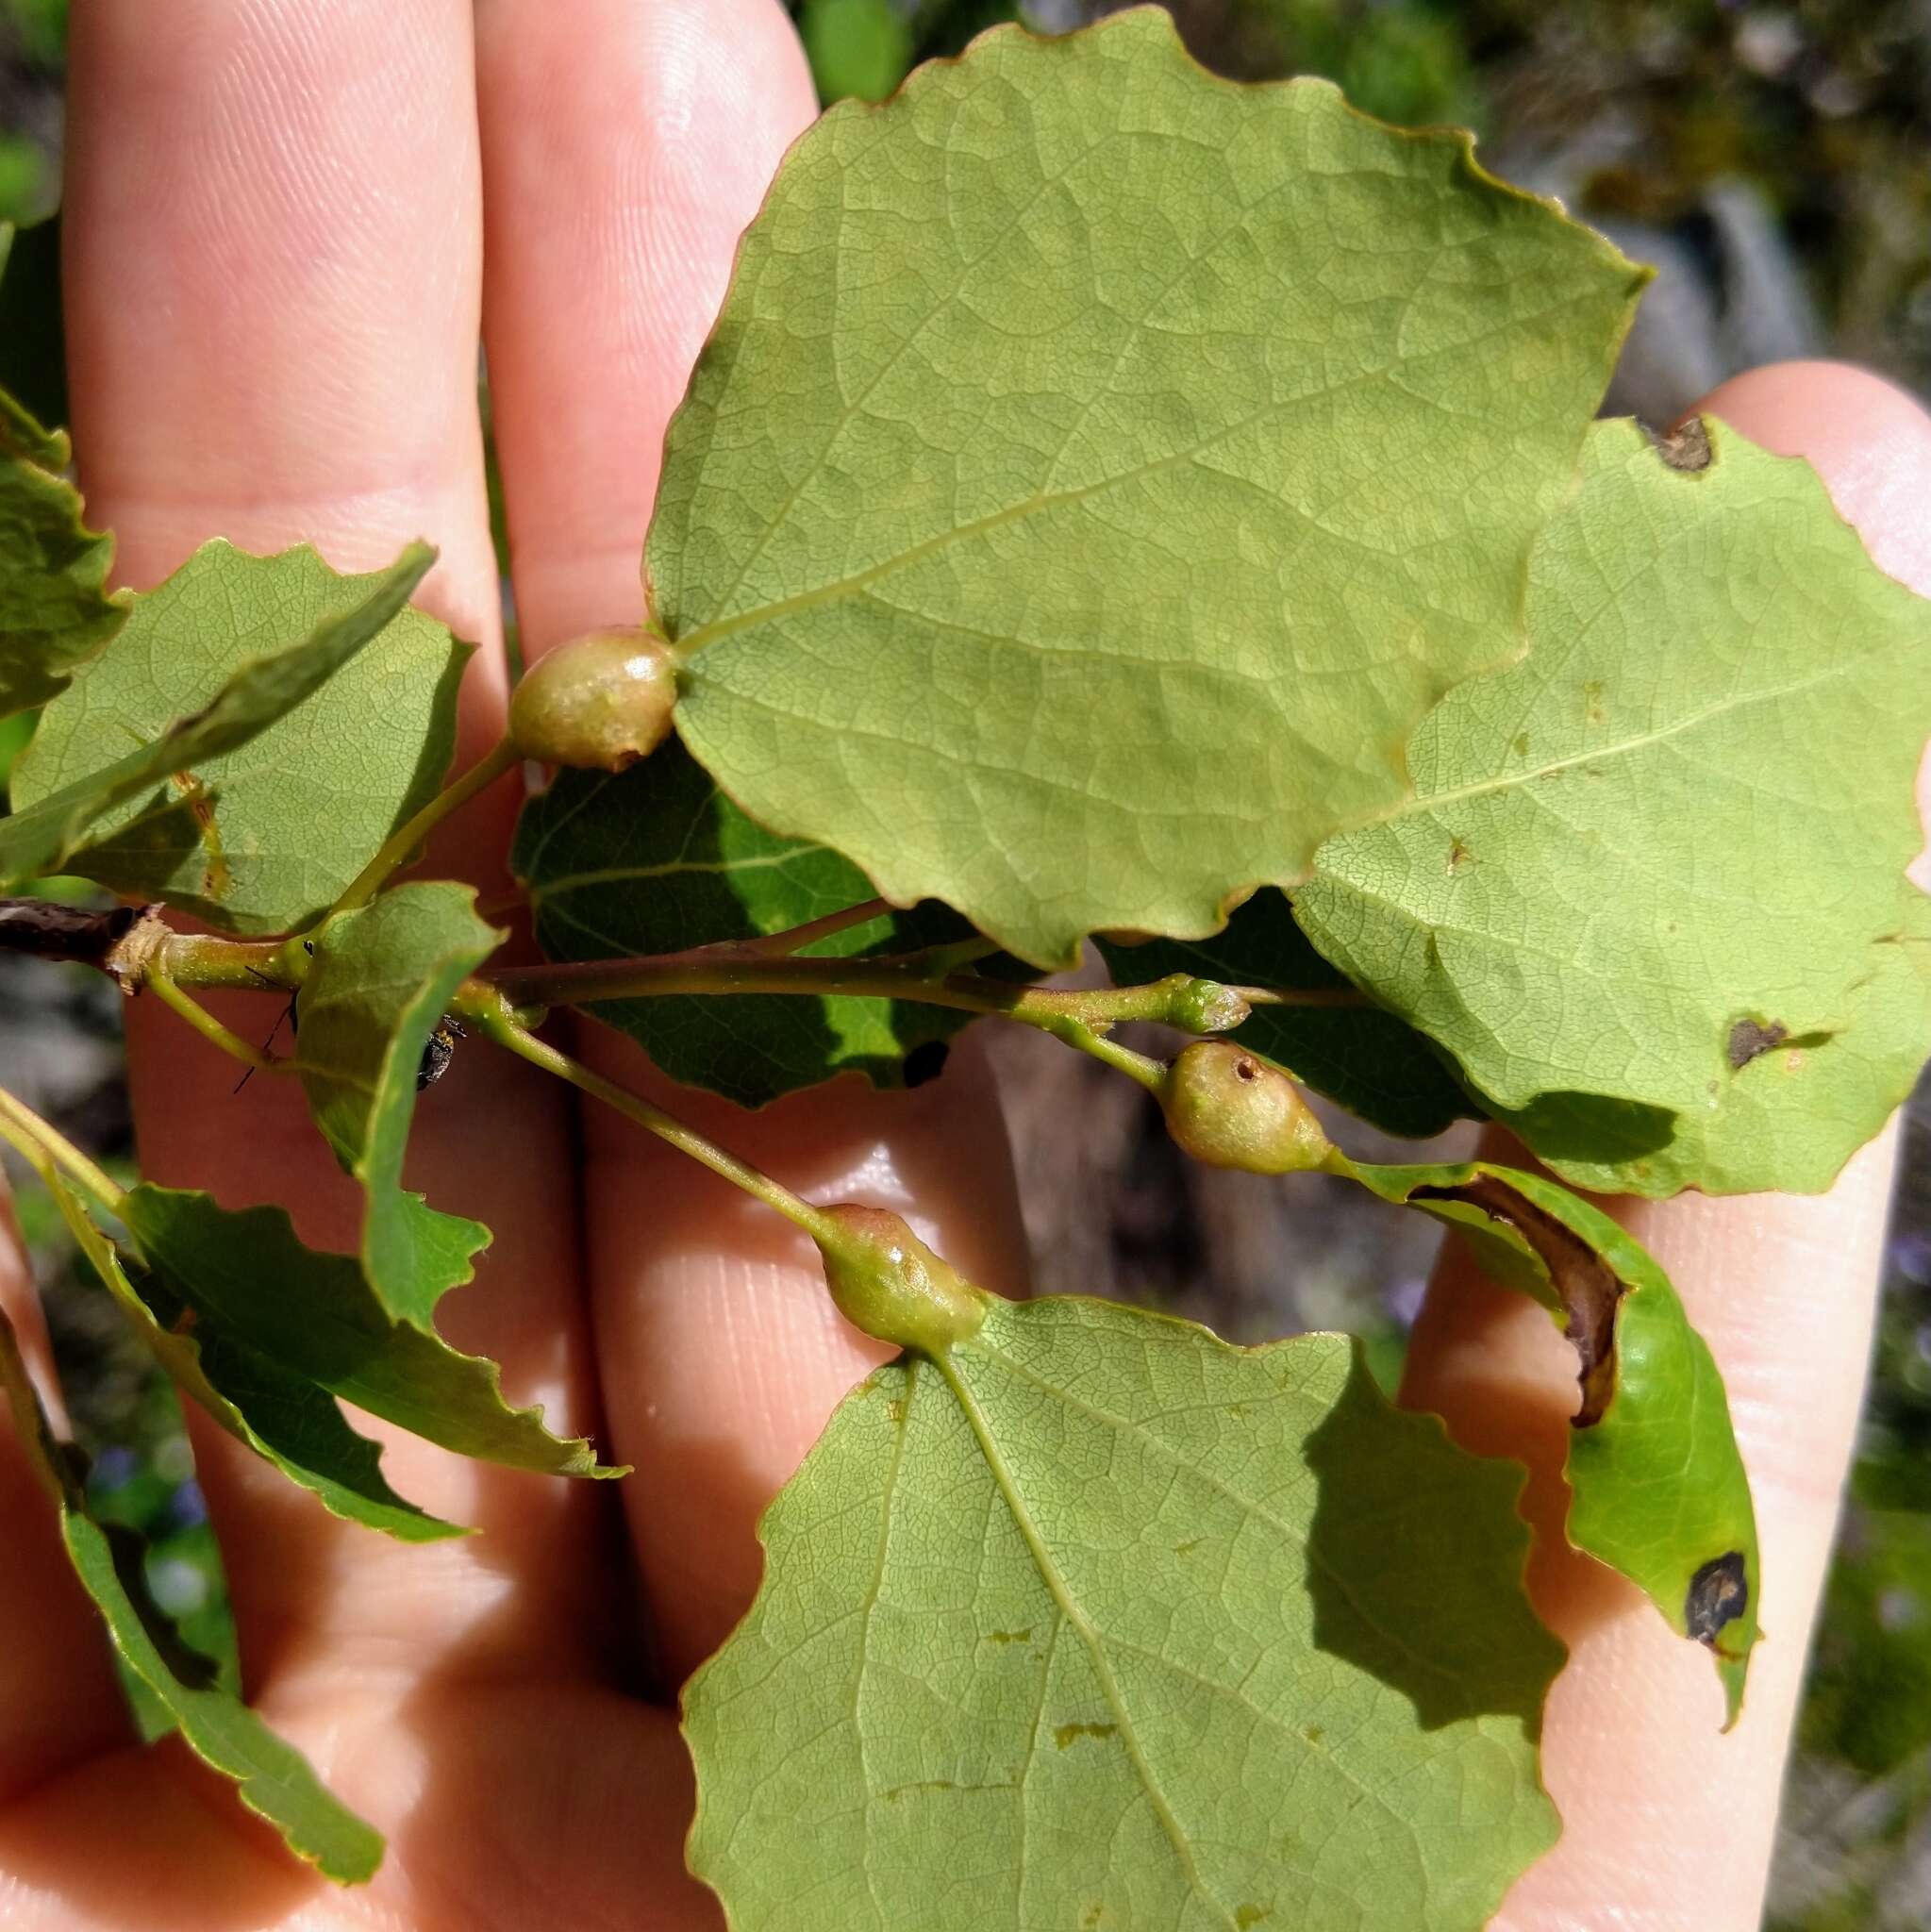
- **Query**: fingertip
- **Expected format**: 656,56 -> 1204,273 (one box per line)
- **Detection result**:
1693,359 -> 1931,600
477,0 -> 818,652
1693,358 -> 1931,888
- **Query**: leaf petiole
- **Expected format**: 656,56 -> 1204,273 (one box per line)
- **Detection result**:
734,896 -> 892,958
145,969 -> 293,1078
466,991 -> 845,1248
487,953 -> 1261,1037
0,1081 -> 125,1220
330,733 -> 522,915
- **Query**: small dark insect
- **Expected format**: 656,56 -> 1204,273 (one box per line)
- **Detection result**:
233,966 -> 298,1095
417,1018 -> 464,1091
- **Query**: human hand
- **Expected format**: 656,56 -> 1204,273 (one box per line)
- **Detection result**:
0,6 -> 1926,1929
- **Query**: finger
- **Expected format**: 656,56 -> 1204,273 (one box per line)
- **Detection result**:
1400,361 -> 1931,1931
574,1037 -> 1032,1680
0,1170 -> 134,1802
63,0 -> 616,1707
475,0 -> 1033,1682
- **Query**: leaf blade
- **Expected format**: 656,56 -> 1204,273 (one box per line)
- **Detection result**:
686,1296 -> 1561,1930
294,881 -> 501,1327
1299,418 -> 1931,1194
35,1158 -> 462,1542
511,745 -> 1007,1106
0,225 -> 125,719
0,1299 -> 384,1884
1343,1157 -> 1761,1721
8,539 -> 461,924
655,10 -> 1645,968
121,1185 -> 621,1480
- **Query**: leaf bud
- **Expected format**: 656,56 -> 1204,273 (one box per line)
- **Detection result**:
1159,1041 -> 1332,1175
816,1205 -> 988,1356
508,626 -> 677,771
1153,973 -> 1250,1035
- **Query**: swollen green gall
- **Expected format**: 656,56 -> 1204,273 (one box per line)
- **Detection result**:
507,626 -> 677,771
1161,1041 -> 1333,1175
815,1205 -> 988,1356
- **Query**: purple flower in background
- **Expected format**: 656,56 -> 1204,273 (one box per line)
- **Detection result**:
167,1480 -> 208,1531
1385,1274 -> 1429,1329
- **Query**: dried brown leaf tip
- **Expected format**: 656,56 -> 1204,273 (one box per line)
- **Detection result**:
1414,1173 -> 1624,1426
1685,1550 -> 1750,1650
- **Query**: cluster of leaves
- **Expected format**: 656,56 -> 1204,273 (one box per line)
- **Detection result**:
1,13 -> 1928,1924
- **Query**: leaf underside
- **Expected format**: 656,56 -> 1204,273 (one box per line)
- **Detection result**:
295,881 -> 502,1328
1345,1158 -> 1760,1722
120,1186 -> 619,1481
1300,419 -> 1931,1196
42,1162 -> 459,1543
8,540 -> 465,929
513,743 -> 1015,1108
0,225 -> 126,720
0,1301 -> 384,1885
686,1297 -> 1561,1931
654,7 -> 1644,969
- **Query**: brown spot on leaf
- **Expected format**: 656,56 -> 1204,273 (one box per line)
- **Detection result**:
1685,1551 -> 1749,1645
985,1628 -> 1032,1645
1583,679 -> 1606,725
882,1779 -> 957,1803
1647,416 -> 1713,471
1236,1908 -> 1274,1929
1053,1722 -> 1118,1750
1726,1018 -> 1788,1070
1413,1174 -> 1625,1426
170,771 -> 230,900
1446,836 -> 1473,874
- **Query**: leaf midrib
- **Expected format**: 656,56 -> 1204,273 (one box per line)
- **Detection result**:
937,1347 -> 1240,1932
672,352 -> 1479,664
525,847 -> 822,906
977,1339 -> 1478,1701
1340,630 -> 1907,844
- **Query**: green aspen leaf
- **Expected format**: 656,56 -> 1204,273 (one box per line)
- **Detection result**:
295,882 -> 501,1328
1340,1156 -> 1760,1723
37,1159 -> 460,1542
512,741 -> 1010,1107
654,8 -> 1646,970
119,1185 -> 622,1480
0,1301 -> 384,1885
686,1297 -> 1562,1931
1299,419 -> 1931,1195
10,539 -> 465,930
1096,891 -> 1479,1137
0,541 -> 435,890
1491,890 -> 1931,1195
0,226 -> 127,720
